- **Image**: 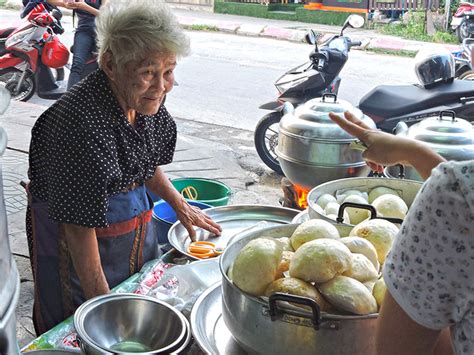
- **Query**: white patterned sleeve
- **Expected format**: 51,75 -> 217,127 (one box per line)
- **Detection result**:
383,161 -> 474,354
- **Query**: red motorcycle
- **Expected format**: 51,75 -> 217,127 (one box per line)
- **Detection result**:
451,2 -> 474,42
0,4 -> 73,101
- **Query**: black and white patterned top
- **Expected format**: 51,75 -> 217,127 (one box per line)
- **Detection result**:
28,70 -> 177,228
384,160 -> 474,355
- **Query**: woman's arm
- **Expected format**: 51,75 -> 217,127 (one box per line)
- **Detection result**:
376,292 -> 452,355
57,0 -> 107,16
63,224 -> 110,299
145,167 -> 221,241
328,111 -> 445,180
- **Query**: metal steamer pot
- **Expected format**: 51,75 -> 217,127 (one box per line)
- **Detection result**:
307,177 -> 423,228
385,111 -> 474,181
276,94 -> 376,190
219,224 -> 378,355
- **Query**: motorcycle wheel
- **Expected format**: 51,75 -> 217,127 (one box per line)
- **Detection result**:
254,111 -> 284,175
0,69 -> 36,102
458,69 -> 474,80
456,19 -> 471,43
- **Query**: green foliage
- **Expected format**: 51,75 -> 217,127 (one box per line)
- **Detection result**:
214,0 -> 362,26
440,0 -> 460,15
186,24 -> 220,32
365,47 -> 417,57
376,11 -> 458,43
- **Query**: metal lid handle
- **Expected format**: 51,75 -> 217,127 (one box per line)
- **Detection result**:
438,110 -> 456,122
321,93 -> 337,103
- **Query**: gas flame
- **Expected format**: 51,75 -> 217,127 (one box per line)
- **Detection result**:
294,184 -> 309,210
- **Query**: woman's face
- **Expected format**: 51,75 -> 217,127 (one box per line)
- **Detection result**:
114,52 -> 177,116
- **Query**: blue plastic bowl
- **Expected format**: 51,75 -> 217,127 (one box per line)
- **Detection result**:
152,200 -> 212,244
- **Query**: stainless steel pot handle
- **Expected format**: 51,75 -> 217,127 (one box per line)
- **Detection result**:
338,202 -> 404,225
438,110 -> 456,122
321,93 -> 337,103
268,293 -> 321,330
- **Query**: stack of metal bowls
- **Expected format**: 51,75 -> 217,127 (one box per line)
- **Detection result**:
74,294 -> 191,354
276,94 -> 376,190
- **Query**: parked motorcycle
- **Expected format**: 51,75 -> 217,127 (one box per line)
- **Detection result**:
451,1 -> 474,42
255,26 -> 474,174
0,3 -> 96,102
453,38 -> 474,79
254,14 -> 365,174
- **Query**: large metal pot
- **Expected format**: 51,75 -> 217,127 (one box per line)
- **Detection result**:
220,224 -> 378,355
307,177 -> 422,228
385,111 -> 474,181
276,94 -> 376,190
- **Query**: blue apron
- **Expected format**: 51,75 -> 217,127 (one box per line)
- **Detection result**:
26,184 -> 159,335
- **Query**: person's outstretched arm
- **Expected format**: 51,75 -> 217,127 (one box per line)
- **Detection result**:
328,111 -> 445,180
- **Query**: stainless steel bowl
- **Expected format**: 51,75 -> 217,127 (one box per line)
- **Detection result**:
74,293 -> 188,354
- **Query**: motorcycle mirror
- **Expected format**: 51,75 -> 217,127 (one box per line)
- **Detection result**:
0,86 -> 11,115
51,9 -> 62,21
305,30 -> 317,45
340,14 -> 365,35
348,15 -> 365,29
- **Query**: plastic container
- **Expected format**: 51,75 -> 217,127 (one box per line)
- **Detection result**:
171,178 -> 232,207
152,200 -> 212,244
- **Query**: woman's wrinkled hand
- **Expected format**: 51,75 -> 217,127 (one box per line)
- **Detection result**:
328,111 -> 414,173
175,201 -> 222,242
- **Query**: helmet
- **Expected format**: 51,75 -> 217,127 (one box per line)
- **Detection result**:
414,46 -> 455,88
42,37 -> 69,68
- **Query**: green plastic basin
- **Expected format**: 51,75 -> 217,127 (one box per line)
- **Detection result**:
171,178 -> 231,207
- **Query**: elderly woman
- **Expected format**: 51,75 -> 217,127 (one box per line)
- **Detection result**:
329,112 -> 473,355
27,0 -> 221,334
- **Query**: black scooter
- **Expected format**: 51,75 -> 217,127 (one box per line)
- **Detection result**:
255,17 -> 474,174
254,14 -> 364,174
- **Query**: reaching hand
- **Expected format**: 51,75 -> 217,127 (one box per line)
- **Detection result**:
174,201 -> 222,242
328,111 -> 415,173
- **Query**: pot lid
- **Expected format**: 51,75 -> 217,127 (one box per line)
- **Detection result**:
279,94 -> 376,140
395,111 -> 474,161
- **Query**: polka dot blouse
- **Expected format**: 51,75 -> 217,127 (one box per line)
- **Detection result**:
384,160 -> 474,354
28,69 -> 177,228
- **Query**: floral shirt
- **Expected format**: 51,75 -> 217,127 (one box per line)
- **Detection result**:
28,70 -> 177,228
384,160 -> 474,355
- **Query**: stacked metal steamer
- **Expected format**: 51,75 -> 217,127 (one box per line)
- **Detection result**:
275,93 -> 376,190
385,110 -> 474,181
218,95 -> 428,354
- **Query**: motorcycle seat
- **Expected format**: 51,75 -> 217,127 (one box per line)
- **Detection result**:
0,27 -> 16,38
359,80 -> 474,118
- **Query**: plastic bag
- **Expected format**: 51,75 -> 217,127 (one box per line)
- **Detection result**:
148,258 -> 221,316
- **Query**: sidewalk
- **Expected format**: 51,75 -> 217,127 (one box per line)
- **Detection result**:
3,0 -> 460,53
1,99 -> 282,347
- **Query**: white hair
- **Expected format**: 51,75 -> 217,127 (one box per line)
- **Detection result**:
96,0 -> 190,69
